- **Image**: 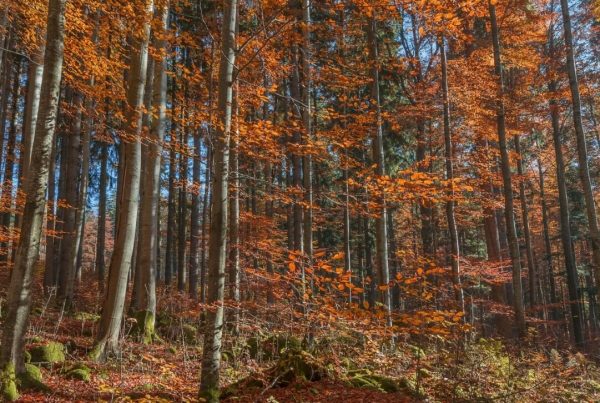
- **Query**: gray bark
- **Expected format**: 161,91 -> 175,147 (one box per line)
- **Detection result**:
91,0 -> 153,360
489,1 -> 526,336
0,0 -> 67,388
199,0 -> 237,398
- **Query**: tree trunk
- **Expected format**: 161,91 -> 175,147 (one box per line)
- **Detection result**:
199,0 -> 237,399
514,135 -> 537,312
134,0 -> 168,342
440,37 -> 464,310
21,47 -> 45,178
366,14 -> 392,328
489,1 -> 526,337
0,0 -> 67,398
90,0 -> 152,360
96,141 -> 108,294
559,0 -> 600,296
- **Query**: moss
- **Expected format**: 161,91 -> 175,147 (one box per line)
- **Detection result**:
348,373 -> 400,393
134,311 -> 156,344
19,364 -> 50,392
0,363 -> 19,401
29,342 -> 66,365
200,386 -> 220,403
65,367 -> 91,382
23,350 -> 32,364
168,346 -> 177,355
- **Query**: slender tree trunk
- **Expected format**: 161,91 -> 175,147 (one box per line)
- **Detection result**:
228,102 -> 240,331
536,146 -> 558,320
96,142 -> 108,294
559,0 -> 600,294
440,37 -> 464,310
134,0 -> 168,342
189,133 -> 201,300
22,46 -> 45,178
301,0 -> 313,269
549,81 -> 584,345
58,92 -> 83,305
489,1 -> 526,337
91,0 -> 152,360
366,14 -> 392,329
0,57 -> 22,266
0,0 -> 67,398
514,135 -> 537,311
199,0 -> 237,398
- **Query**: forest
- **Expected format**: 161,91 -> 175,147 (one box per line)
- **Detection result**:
1,0 -> 600,401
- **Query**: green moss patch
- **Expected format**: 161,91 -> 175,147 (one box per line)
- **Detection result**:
29,342 -> 66,365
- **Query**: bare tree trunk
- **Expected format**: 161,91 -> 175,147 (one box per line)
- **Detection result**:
134,0 -> 168,342
536,146 -> 558,320
0,0 -> 66,398
489,1 -> 526,337
22,47 -> 45,178
228,88 -> 240,330
559,0 -> 600,296
440,37 -> 464,311
366,14 -> 392,330
514,135 -> 537,312
96,141 -> 108,294
58,92 -> 83,305
0,57 -> 22,266
90,0 -> 152,360
199,0 -> 237,398
301,0 -> 313,269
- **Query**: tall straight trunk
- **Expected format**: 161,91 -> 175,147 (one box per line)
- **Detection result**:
536,148 -> 558,320
22,47 -> 45,178
91,0 -> 152,360
514,135 -> 537,310
549,81 -> 584,345
301,0 -> 313,266
43,134 -> 58,290
200,144 -> 212,303
165,140 -> 177,286
134,0 -> 168,341
0,0 -> 66,398
58,92 -> 83,305
440,37 -> 464,310
228,98 -> 240,330
489,1 -> 526,337
0,57 -> 22,265
366,14 -> 392,328
178,130 -> 188,292
189,133 -> 201,300
199,0 -> 237,399
559,0 -> 600,293
96,142 -> 108,293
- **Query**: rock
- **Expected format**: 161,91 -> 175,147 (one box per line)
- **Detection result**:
64,363 -> 92,382
29,342 -> 66,365
0,363 -> 19,401
19,364 -> 50,392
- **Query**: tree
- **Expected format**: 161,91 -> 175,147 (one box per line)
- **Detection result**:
90,0 -> 153,361
0,0 -> 67,398
199,0 -> 237,399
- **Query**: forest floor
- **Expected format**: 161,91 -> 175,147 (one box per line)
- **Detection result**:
3,270 -> 600,402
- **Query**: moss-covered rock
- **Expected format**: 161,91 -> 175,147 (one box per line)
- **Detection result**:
348,373 -> 400,393
18,364 -> 50,392
0,363 -> 19,401
29,342 -> 66,365
63,363 -> 92,382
